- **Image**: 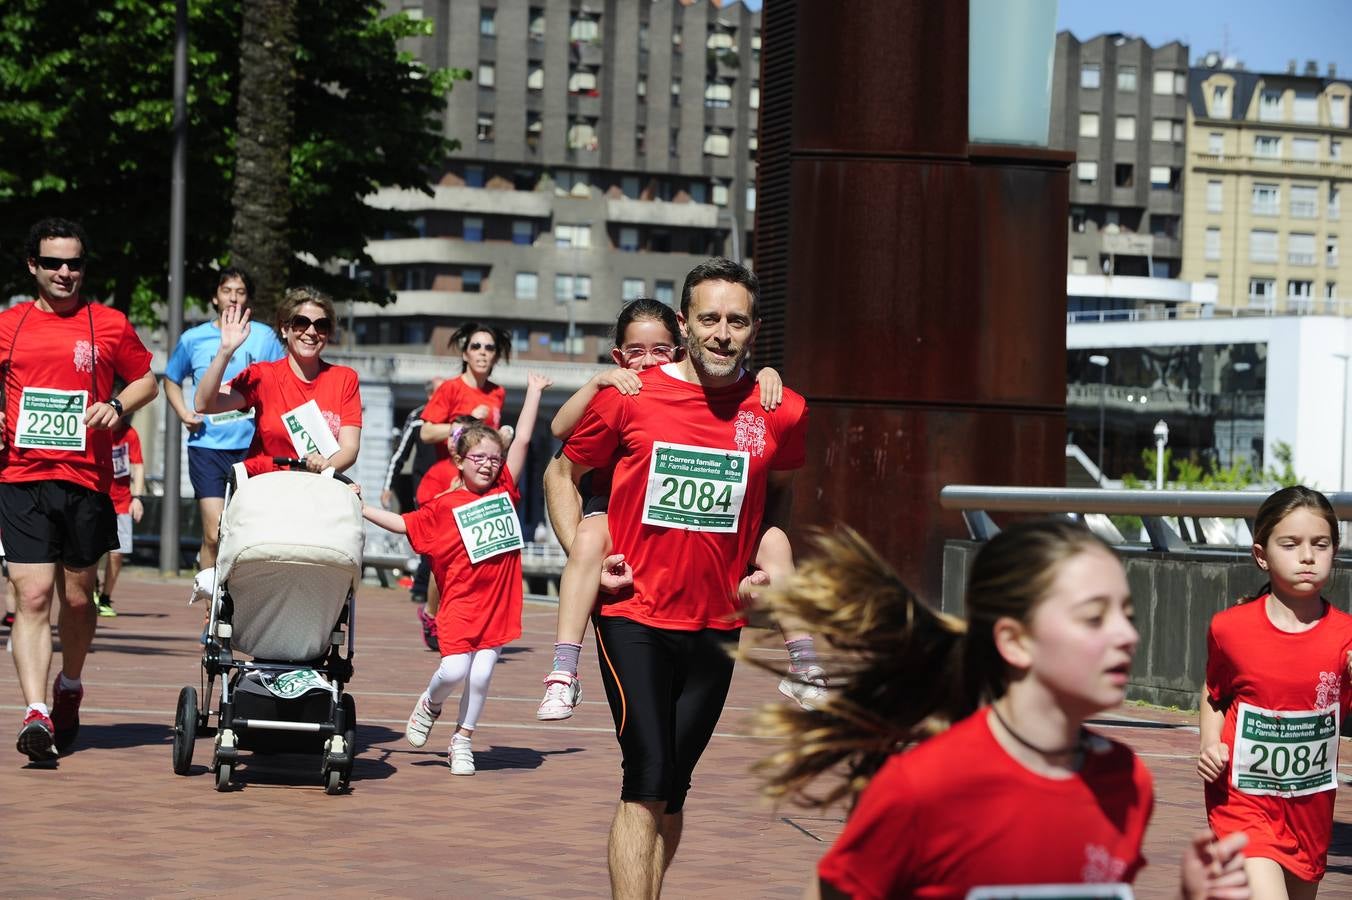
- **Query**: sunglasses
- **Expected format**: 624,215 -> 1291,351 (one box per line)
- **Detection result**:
36,256 -> 85,272
289,315 -> 333,335
467,341 -> 497,352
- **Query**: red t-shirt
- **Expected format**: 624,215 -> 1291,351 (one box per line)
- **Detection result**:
563,366 -> 808,630
423,375 -> 506,460
0,301 -> 153,493
1205,596 -> 1352,881
415,459 -> 455,507
402,468 -> 523,655
228,358 -> 362,476
109,424 -> 143,514
818,710 -> 1153,899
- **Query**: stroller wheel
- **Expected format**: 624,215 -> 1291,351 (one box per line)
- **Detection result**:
172,686 -> 198,775
324,767 -> 343,795
215,761 -> 233,792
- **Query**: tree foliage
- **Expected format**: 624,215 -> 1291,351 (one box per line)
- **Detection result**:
0,0 -> 463,322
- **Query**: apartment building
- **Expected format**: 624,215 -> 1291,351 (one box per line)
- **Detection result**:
1051,32 -> 1191,294
1180,59 -> 1352,314
361,0 -> 761,361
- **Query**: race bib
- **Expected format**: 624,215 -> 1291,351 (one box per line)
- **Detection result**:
967,887 -> 1133,899
641,441 -> 749,533
453,492 -> 525,564
282,399 -> 340,459
111,443 -> 131,479
1231,702 -> 1339,797
207,408 -> 255,426
14,387 -> 87,451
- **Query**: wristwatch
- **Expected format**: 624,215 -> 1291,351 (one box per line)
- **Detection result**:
108,398 -> 124,416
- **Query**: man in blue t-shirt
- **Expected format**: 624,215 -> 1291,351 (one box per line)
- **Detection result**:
163,267 -> 285,569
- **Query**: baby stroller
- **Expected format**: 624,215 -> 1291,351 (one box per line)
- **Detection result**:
171,459 -> 364,793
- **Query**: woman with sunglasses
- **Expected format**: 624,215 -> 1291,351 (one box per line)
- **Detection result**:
420,322 -> 513,454
195,286 -> 362,477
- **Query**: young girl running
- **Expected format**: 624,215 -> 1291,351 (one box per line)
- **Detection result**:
1200,485 -> 1352,898
362,373 -> 552,775
755,520 -> 1248,899
536,298 -> 826,720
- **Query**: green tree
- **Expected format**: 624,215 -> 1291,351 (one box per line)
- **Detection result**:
0,0 -> 462,322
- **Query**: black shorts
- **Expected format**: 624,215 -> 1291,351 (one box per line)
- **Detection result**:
0,480 -> 117,568
187,446 -> 248,499
578,471 -> 610,517
593,615 -> 739,814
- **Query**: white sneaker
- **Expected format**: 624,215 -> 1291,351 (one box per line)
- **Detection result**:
449,736 -> 475,775
778,665 -> 828,711
536,671 -> 582,721
405,693 -> 440,747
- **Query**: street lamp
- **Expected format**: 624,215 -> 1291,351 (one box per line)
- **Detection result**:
1089,354 -> 1109,480
1153,419 -> 1169,489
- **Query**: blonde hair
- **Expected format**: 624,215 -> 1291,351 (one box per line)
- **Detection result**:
275,285 -> 337,333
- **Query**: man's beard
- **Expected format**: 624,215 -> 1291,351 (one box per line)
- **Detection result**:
687,340 -> 745,378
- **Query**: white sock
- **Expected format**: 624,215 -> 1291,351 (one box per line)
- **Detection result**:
27,702 -> 50,717
58,673 -> 82,691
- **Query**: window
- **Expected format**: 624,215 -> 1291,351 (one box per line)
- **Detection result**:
569,13 -> 600,43
1205,227 -> 1222,260
1288,279 -> 1313,312
1081,64 -> 1100,89
749,85 -> 760,109
1070,256 -> 1089,275
527,66 -> 544,91
1150,214 -> 1179,238
1153,70 -> 1176,94
638,23 -> 649,50
746,184 -> 756,212
479,8 -> 494,36
1252,184 -> 1280,216
619,227 -> 639,252
655,280 -> 675,306
1115,116 -> 1135,140
703,129 -> 731,157
1292,138 -> 1317,161
1288,233 -> 1316,265
712,180 -> 729,206
477,63 -> 495,88
526,112 -> 542,150
1254,135 -> 1281,157
1332,94 -> 1350,128
1151,118 -> 1183,142
1076,161 -> 1098,184
463,216 -> 484,242
476,114 -> 495,142
1117,67 -> 1137,91
1332,186 -> 1342,220
1211,84 -> 1231,117
1332,140 -> 1342,160
1327,235 -> 1339,267
1079,113 -> 1099,137
1206,180 -> 1223,213
689,182 -> 707,204
567,118 -> 598,151
462,268 -> 482,293
1290,185 -> 1317,218
706,30 -> 735,51
512,220 -> 534,246
515,272 -> 538,301
512,326 -> 530,355
1208,132 -> 1224,154
635,125 -> 646,155
568,69 -> 598,94
1113,163 -> 1134,187
704,81 -> 733,109
554,274 -> 591,302
528,7 -> 545,39
1249,277 -> 1276,308
554,223 -> 591,248
622,278 -> 644,301
748,130 -> 758,157
465,165 -> 485,188
1292,91 -> 1318,124
1249,229 -> 1278,263
1149,165 -> 1171,188
1259,89 -> 1283,121
1070,207 -> 1086,232
621,176 -> 640,198
637,77 -> 647,100
669,128 -> 679,157
1328,283 -> 1340,312
671,79 -> 681,98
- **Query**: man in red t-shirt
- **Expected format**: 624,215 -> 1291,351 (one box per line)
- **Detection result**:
0,218 -> 158,762
560,258 -> 808,897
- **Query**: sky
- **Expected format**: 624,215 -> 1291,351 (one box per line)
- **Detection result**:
740,1 -> 1350,78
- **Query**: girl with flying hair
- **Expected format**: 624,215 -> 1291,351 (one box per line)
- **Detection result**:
754,520 -> 1249,899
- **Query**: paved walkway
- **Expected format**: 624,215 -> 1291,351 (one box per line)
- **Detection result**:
2,571 -> 1352,897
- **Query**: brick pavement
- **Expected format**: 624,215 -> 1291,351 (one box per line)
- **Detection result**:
0,570 -> 1350,898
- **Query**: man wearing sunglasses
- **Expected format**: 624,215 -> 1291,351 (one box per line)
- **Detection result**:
560,258 -> 808,897
0,218 -> 158,762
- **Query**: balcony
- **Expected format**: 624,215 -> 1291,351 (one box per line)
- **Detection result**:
1250,201 -> 1279,216
1288,252 -> 1315,266
1290,201 -> 1318,219
605,197 -> 720,228
1192,152 -> 1352,179
367,186 -> 551,218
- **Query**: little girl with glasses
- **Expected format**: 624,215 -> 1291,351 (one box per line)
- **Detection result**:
361,373 -> 552,776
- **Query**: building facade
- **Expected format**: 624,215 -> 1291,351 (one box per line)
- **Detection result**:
1051,32 -> 1190,282
1180,61 -> 1352,315
362,0 -> 761,362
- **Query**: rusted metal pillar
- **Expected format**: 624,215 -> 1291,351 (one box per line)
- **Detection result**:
755,1 -> 1071,601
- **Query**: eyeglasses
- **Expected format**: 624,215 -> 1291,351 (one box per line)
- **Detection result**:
464,453 -> 504,468
620,345 -> 675,363
288,315 -> 333,335
36,256 -> 85,272
467,341 -> 497,352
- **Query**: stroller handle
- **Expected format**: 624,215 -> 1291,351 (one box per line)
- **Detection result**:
271,457 -> 356,485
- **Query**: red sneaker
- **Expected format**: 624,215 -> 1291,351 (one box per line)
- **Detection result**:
50,676 -> 84,753
417,608 -> 439,652
16,709 -> 57,762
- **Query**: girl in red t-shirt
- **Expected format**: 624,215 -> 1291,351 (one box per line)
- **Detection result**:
754,520 -> 1248,900
362,373 -> 552,776
535,298 -> 815,722
1200,485 -> 1352,897
420,323 -> 511,450
196,286 -> 362,477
